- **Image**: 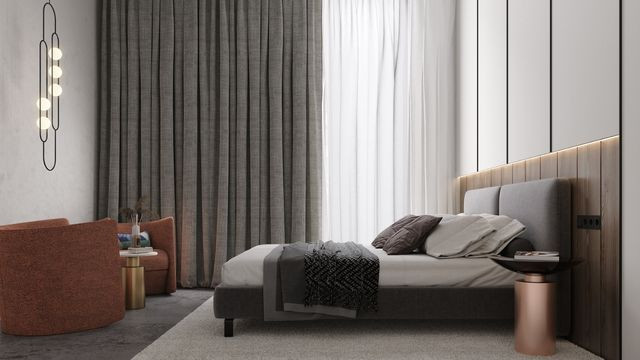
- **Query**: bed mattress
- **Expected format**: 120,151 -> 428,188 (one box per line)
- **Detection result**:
221,244 -> 520,287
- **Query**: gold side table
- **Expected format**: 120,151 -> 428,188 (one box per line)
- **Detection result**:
120,250 -> 158,310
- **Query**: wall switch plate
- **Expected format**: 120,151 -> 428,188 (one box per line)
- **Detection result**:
577,215 -> 601,230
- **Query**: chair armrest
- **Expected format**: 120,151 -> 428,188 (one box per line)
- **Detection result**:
138,217 -> 176,293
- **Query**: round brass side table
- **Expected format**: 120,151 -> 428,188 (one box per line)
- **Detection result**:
119,250 -> 158,310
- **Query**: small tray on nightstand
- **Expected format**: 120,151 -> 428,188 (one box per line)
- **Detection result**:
489,255 -> 582,275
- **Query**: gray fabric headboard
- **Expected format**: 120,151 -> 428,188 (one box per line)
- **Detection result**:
462,178 -> 572,335
463,186 -> 500,214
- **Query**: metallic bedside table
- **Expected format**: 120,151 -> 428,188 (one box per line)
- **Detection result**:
490,256 -> 581,356
120,250 -> 158,310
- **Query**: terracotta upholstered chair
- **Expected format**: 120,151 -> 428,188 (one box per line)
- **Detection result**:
117,217 -> 176,295
0,218 -> 124,336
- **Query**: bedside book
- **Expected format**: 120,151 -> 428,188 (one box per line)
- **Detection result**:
127,247 -> 154,254
514,251 -> 559,262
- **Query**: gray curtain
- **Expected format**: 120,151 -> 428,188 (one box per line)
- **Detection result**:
98,0 -> 322,287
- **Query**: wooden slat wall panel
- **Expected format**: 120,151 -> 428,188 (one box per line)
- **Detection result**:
459,176 -> 467,214
512,161 -> 526,183
525,157 -> 541,181
572,142 -> 602,355
480,171 -> 492,188
458,138 -> 620,359
501,164 -> 513,185
541,153 -> 558,179
601,137 -> 620,360
491,168 -> 502,187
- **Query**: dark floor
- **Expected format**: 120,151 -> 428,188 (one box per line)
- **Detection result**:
0,289 -> 214,360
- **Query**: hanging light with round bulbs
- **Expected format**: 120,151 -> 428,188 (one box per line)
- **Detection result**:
38,0 -> 61,171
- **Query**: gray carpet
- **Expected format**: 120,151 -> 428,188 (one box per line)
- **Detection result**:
0,289 -> 214,360
133,297 -> 601,360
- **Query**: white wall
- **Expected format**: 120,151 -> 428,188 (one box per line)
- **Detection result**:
0,0 -> 100,224
622,0 -> 640,358
477,0 -> 506,170
552,0 -> 619,151
508,0 -> 550,163
456,0 -> 478,175
456,0 -> 620,176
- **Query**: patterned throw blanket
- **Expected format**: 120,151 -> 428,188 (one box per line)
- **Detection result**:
304,241 -> 379,311
278,241 -> 379,318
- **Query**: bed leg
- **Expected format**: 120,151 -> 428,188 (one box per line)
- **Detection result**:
224,318 -> 234,337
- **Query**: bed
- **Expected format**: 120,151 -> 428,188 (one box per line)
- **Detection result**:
214,178 -> 571,337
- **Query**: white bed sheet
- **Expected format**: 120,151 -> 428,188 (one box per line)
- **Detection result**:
221,244 -> 520,287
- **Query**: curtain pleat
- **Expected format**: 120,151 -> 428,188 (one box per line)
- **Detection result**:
321,0 -> 454,243
99,0 -> 322,287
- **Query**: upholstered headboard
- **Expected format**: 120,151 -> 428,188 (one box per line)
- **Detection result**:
462,178 -> 572,336
463,186 -> 500,215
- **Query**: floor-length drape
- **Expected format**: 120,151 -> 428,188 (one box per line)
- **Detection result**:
322,0 -> 455,244
98,0 -> 323,287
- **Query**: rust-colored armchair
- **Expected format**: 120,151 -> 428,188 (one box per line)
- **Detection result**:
0,218 -> 124,336
117,217 -> 176,295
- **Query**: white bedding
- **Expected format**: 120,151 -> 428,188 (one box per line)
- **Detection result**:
221,244 -> 520,287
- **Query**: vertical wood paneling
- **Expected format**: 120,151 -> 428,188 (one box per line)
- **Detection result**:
525,157 -> 541,181
457,138 -> 620,359
459,176 -> 468,213
541,153 -> 558,179
513,161 -> 526,183
480,170 -> 492,188
491,168 -> 502,187
501,164 -> 513,185
572,142 -> 602,354
601,137 -> 620,360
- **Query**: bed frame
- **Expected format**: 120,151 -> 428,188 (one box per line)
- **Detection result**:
214,178 -> 571,337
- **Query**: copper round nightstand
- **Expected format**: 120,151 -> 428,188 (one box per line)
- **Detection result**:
490,256 -> 581,356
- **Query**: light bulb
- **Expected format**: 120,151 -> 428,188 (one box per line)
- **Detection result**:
48,84 -> 62,97
49,65 -> 62,79
37,116 -> 51,130
37,97 -> 51,111
48,47 -> 63,61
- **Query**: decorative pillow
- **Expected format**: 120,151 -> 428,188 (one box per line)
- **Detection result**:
423,215 -> 495,258
383,215 -> 442,255
499,237 -> 535,257
464,214 -> 526,257
372,215 -> 418,248
117,231 -> 151,250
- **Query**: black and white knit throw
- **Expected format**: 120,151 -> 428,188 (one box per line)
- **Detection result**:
303,241 -> 379,311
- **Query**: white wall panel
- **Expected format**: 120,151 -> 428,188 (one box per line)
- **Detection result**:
622,1 -> 640,358
478,0 -> 507,170
508,0 -> 550,162
456,0 -> 478,176
552,0 -> 619,151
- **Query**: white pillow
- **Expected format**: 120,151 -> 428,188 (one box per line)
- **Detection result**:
424,215 -> 496,258
464,214 -> 526,257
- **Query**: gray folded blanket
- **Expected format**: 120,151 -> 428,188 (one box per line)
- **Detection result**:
279,241 -> 379,318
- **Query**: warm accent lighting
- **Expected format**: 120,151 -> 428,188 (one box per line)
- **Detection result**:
48,84 -> 63,97
38,0 -> 62,171
48,65 -> 62,78
48,47 -> 63,60
36,97 -> 51,111
38,116 -> 52,130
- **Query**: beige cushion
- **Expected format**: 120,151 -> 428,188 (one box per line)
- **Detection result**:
424,215 -> 495,258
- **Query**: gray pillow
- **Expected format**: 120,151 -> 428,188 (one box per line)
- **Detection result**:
383,215 -> 442,255
372,215 -> 418,248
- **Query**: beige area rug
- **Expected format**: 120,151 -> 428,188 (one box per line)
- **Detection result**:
133,297 -> 600,360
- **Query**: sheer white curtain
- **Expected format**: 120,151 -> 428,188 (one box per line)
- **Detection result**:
322,0 -> 456,243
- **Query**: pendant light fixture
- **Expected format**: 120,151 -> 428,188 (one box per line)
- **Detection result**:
38,0 -> 62,171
